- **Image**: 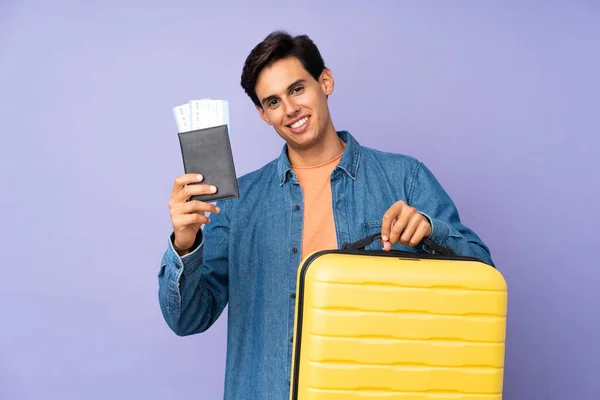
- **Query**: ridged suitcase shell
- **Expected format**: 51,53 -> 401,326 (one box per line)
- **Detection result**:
289,248 -> 507,400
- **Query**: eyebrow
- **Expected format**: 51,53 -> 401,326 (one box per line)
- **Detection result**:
261,79 -> 307,107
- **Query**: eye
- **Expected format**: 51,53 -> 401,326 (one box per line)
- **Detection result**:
292,86 -> 304,94
268,99 -> 280,108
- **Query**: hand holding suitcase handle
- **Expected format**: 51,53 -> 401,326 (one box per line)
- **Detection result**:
342,233 -> 458,257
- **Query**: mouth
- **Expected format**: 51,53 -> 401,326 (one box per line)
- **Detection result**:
286,115 -> 310,134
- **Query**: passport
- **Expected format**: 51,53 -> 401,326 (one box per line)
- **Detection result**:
177,124 -> 239,202
173,99 -> 238,202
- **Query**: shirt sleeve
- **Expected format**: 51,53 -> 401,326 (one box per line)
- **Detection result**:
157,199 -> 231,336
408,161 -> 495,267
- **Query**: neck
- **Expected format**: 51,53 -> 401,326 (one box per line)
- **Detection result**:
287,122 -> 345,167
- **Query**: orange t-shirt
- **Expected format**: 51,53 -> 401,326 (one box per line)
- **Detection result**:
292,152 -> 343,259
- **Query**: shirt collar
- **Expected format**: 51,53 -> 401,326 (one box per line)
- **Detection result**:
277,130 -> 362,186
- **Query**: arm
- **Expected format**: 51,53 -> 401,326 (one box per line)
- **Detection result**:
408,161 -> 495,267
157,198 -> 231,336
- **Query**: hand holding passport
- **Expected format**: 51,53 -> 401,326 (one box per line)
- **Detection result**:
173,99 -> 239,203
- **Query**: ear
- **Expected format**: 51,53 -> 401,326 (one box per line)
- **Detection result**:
256,105 -> 272,125
319,67 -> 334,96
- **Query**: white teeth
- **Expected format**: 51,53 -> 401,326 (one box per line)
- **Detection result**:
291,117 -> 308,129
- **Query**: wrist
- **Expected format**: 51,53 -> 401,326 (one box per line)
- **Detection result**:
173,242 -> 192,256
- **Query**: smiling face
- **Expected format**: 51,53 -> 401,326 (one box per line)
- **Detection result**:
254,56 -> 335,152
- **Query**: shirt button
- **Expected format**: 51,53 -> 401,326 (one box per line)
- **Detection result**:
294,204 -> 300,211
292,247 -> 298,253
290,336 -> 294,342
175,264 -> 181,269
290,293 -> 296,299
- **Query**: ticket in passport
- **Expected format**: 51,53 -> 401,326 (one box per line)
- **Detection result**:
173,99 -> 230,134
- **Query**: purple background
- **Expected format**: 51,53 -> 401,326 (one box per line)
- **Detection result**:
1,1 -> 598,399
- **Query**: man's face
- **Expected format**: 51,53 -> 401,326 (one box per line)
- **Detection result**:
254,57 -> 334,150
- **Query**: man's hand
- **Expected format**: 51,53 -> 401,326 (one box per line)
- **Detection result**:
381,200 -> 432,251
168,174 -> 220,256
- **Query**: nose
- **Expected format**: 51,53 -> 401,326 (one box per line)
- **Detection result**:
282,97 -> 300,117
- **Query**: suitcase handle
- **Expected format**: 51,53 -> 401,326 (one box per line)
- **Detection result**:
342,233 -> 457,257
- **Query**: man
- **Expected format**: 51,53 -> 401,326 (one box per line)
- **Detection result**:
158,31 -> 493,399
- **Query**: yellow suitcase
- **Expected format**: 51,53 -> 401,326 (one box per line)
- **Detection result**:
289,234 -> 507,400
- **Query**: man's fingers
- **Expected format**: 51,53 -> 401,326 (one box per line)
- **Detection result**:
171,174 -> 204,199
410,221 -> 431,247
383,241 -> 392,251
172,213 -> 211,229
400,213 -> 422,245
178,200 -> 220,215
389,209 -> 413,245
174,182 -> 218,204
381,201 -> 405,241
381,201 -> 430,250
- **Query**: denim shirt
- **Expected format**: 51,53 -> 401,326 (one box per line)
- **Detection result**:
157,130 -> 494,400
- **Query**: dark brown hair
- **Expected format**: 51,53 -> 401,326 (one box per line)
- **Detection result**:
240,31 -> 326,108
